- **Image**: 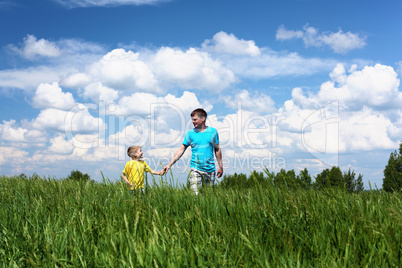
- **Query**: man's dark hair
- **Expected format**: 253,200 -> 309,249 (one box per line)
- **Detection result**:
191,108 -> 207,118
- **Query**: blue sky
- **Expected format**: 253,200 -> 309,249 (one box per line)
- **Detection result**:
1,0 -> 401,187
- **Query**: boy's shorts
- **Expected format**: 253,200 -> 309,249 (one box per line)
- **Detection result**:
189,168 -> 215,195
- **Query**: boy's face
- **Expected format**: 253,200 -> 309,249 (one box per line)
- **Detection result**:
133,147 -> 143,159
192,115 -> 205,128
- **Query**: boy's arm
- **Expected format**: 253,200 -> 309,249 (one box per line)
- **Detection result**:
122,173 -> 133,188
150,169 -> 164,176
215,143 -> 223,178
163,144 -> 188,173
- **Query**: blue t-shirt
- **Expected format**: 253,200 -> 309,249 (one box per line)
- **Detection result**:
183,126 -> 219,172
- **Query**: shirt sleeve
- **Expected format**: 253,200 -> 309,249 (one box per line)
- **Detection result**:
122,162 -> 129,174
143,161 -> 151,172
183,130 -> 191,146
214,129 -> 220,145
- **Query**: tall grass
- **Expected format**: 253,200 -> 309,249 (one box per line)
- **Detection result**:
0,174 -> 401,267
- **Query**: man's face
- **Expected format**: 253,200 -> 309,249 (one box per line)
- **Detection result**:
192,115 -> 205,128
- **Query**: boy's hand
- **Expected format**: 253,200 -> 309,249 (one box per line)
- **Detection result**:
160,169 -> 165,175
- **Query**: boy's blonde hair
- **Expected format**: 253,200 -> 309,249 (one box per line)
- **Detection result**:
127,145 -> 141,157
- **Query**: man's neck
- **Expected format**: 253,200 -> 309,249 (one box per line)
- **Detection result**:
196,124 -> 207,132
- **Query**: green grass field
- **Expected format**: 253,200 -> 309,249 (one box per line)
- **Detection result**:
0,174 -> 401,267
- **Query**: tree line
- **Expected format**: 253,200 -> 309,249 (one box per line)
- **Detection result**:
220,143 -> 402,193
219,166 -> 365,193
16,144 -> 402,193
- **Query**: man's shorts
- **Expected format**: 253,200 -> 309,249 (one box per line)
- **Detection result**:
189,168 -> 215,195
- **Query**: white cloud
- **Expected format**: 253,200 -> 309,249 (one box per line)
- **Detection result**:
152,47 -> 236,91
320,30 -> 366,54
208,110 -> 267,149
3,36 -> 105,92
222,49 -> 337,78
82,82 -> 119,103
60,72 -> 92,88
104,91 -> 206,145
111,92 -> 165,115
291,64 -> 401,111
224,89 -> 276,113
58,38 -> 105,55
53,0 -> 167,8
276,25 -> 303,40
276,24 -> 366,54
3,33 -> 339,95
164,91 -> 203,115
27,106 -> 105,133
148,91 -> 211,135
32,82 -> 76,110
387,111 -> 402,139
0,120 -> 27,142
48,134 -> 75,154
317,64 -> 401,110
0,147 -> 29,165
9,35 -> 105,61
80,145 -> 123,162
0,120 -> 47,144
63,45 -> 237,93
202,31 -> 261,56
339,108 -> 396,151
396,61 -> 402,78
278,64 -> 402,155
89,48 -> 160,92
0,66 -> 64,92
70,133 -> 103,154
9,35 -> 61,60
108,124 -> 148,148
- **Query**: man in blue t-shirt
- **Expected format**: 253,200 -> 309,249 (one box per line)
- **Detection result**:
163,108 -> 223,194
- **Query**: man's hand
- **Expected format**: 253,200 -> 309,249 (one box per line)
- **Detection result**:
162,145 -> 187,175
217,166 -> 223,178
163,165 -> 171,174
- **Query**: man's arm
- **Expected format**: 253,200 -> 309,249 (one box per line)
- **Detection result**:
163,144 -> 188,173
215,143 -> 223,178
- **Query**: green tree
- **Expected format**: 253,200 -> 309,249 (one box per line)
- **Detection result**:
219,173 -> 248,189
313,168 -> 329,189
343,169 -> 364,193
66,170 -> 91,182
314,166 -> 343,190
327,166 -> 343,187
297,168 -> 312,189
274,169 -> 297,189
383,143 -> 402,192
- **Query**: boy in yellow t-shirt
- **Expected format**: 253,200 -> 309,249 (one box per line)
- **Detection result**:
122,145 -> 164,190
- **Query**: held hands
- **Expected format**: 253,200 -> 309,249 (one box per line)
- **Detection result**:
161,165 -> 222,177
163,165 -> 170,175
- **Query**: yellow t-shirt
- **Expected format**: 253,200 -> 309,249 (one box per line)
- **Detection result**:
123,160 -> 151,190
